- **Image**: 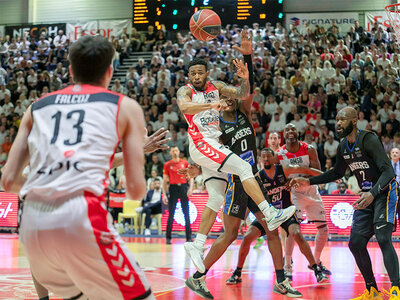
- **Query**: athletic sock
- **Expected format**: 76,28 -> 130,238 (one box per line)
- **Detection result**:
234,267 -> 242,277
276,269 -> 285,283
258,200 -> 271,212
194,233 -> 207,249
194,269 -> 208,279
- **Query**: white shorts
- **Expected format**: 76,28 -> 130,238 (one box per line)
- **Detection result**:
189,138 -> 232,173
292,186 -> 326,223
20,192 -> 152,300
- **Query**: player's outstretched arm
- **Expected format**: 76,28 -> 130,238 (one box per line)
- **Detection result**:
283,165 -> 323,178
1,106 -> 32,194
213,60 -> 250,100
118,97 -> 147,200
177,85 -> 227,115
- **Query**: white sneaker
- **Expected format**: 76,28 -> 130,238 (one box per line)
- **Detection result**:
262,205 -> 296,231
135,207 -> 143,213
144,228 -> 151,236
184,242 -> 206,273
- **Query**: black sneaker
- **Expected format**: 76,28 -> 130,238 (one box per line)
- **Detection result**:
273,278 -> 303,298
313,266 -> 329,283
226,272 -> 242,285
308,262 -> 332,276
185,275 -> 214,299
166,238 -> 171,245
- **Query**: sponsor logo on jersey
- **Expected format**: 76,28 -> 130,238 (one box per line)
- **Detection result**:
203,91 -> 217,101
37,160 -> 83,175
289,157 -> 304,165
199,115 -> 219,127
343,155 -> 350,159
54,94 -> 90,104
232,204 -> 240,214
64,150 -> 75,158
231,127 -> 252,145
225,127 -> 235,134
348,161 -> 370,172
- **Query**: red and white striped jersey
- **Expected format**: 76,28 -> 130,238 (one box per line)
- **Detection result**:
184,82 -> 221,143
20,84 -> 123,201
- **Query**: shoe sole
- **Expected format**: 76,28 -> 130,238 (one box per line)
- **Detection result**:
185,279 -> 213,299
226,279 -> 242,285
184,243 -> 206,273
317,277 -> 329,284
267,206 -> 296,231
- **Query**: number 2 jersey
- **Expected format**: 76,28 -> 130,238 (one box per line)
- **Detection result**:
219,110 -> 258,181
20,84 -> 122,201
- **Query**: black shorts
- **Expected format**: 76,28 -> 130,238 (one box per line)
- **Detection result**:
223,179 -> 260,220
251,215 -> 300,237
351,181 -> 399,238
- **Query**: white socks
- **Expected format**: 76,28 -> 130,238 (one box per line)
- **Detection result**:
194,233 -> 207,248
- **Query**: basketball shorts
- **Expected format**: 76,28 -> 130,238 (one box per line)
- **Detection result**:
223,177 -> 260,220
19,192 -> 152,300
291,186 -> 326,224
351,181 -> 399,238
251,215 -> 300,237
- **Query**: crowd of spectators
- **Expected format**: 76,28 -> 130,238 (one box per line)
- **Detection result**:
2,19 -> 400,197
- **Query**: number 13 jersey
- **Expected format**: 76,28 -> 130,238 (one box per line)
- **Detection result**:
20,84 -> 123,201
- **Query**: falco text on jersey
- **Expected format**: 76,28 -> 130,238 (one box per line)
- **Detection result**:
37,160 -> 83,175
54,94 -> 90,104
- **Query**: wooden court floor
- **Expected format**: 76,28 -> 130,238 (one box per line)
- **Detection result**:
0,234 -> 398,299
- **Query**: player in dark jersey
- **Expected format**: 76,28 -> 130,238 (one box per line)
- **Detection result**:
291,107 -> 400,299
181,32 -> 298,299
226,148 -> 329,286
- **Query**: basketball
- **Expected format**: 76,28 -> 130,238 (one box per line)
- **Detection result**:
189,9 -> 221,41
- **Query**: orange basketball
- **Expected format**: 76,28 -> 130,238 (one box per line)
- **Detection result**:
189,9 -> 221,41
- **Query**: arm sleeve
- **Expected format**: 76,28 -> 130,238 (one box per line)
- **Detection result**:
243,54 -> 254,94
309,148 -> 347,185
364,133 -> 395,198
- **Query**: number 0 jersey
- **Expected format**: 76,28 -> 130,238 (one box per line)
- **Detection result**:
20,84 -> 123,201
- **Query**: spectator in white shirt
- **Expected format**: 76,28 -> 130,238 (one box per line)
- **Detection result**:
14,100 -> 25,116
153,114 -> 168,131
111,79 -> 126,94
0,84 -> 11,101
279,95 -> 295,115
291,113 -> 308,135
377,103 -> 393,123
163,105 -> 179,123
357,111 -> 368,130
2,95 -> 14,116
268,113 -> 286,132
0,125 -> 7,145
264,95 -> 278,116
324,134 -> 339,163
376,52 -> 391,69
53,30 -> 67,48
325,77 -> 340,95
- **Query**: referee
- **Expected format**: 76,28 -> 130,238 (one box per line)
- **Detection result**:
163,146 -> 193,244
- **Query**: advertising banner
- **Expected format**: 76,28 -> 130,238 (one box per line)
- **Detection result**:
5,23 -> 66,39
286,12 -> 359,33
66,19 -> 131,42
364,11 -> 391,31
0,192 -> 19,228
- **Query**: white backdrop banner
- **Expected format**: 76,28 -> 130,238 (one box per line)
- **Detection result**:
66,19 -> 131,42
0,26 -> 4,38
364,11 -> 390,31
286,12 -> 359,33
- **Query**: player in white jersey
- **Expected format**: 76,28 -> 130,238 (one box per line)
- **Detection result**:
2,36 -> 154,300
277,123 -> 331,279
176,39 -> 295,278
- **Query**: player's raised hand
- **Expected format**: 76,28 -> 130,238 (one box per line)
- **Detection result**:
287,177 -> 310,189
143,127 -> 170,154
232,29 -> 253,55
233,59 -> 249,80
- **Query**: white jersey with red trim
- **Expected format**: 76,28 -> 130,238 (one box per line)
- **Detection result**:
184,82 -> 221,143
277,141 -> 321,198
20,84 -> 122,201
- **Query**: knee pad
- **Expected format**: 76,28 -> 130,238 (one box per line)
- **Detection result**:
205,179 -> 227,212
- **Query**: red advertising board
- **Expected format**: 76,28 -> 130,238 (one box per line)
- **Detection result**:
0,192 -> 19,228
161,194 -> 400,236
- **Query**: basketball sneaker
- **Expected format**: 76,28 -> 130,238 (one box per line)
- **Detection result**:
308,262 -> 332,276
262,205 -> 296,231
226,271 -> 242,285
185,275 -> 214,299
350,287 -> 382,300
272,278 -> 302,298
382,286 -> 400,299
284,264 -> 293,283
253,237 -> 265,249
312,265 -> 329,284
184,242 -> 207,273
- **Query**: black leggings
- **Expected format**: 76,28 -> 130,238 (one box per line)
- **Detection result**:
166,184 -> 191,240
348,222 -> 399,289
